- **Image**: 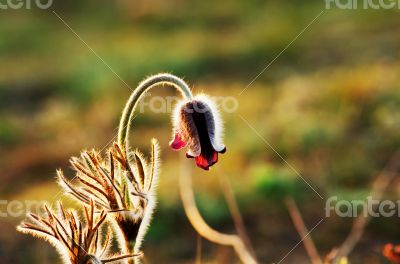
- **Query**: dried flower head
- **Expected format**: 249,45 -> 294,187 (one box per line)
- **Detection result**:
17,200 -> 141,264
170,94 -> 226,170
57,140 -> 160,257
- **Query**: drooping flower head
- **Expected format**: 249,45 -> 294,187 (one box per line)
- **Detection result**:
170,94 -> 226,170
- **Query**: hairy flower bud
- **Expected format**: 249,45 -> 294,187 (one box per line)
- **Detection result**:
170,94 -> 226,170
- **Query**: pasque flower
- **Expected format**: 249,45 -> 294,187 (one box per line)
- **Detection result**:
116,73 -> 226,171
170,94 -> 226,170
17,74 -> 231,264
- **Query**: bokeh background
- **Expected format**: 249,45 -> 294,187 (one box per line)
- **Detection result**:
1,0 -> 400,263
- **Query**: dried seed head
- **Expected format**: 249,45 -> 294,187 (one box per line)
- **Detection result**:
57,141 -> 160,256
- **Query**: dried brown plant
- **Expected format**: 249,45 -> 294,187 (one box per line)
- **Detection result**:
286,150 -> 400,264
17,200 -> 141,264
57,141 -> 159,258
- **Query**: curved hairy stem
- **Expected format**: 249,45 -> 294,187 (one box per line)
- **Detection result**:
116,74 -> 193,263
179,160 -> 258,264
118,73 -> 193,152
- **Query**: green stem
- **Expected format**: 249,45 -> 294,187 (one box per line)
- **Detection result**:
118,73 -> 193,153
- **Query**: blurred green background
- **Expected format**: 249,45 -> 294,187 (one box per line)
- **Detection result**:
1,0 -> 400,263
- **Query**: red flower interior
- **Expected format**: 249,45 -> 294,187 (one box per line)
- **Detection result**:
383,243 -> 400,264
